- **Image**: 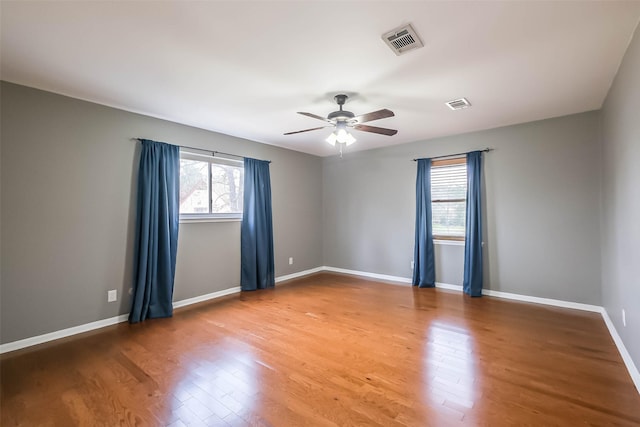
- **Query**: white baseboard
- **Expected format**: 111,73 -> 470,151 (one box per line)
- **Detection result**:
600,308 -> 640,394
435,282 -> 463,291
322,266 -> 412,284
0,267 -> 323,354
172,286 -> 241,309
322,267 -> 602,312
481,288 -> 602,313
0,314 -> 130,354
275,266 -> 324,283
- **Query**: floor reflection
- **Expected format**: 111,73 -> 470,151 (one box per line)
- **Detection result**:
169,343 -> 261,426
423,320 -> 478,417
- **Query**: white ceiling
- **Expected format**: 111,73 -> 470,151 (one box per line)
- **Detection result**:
2,1 -> 640,157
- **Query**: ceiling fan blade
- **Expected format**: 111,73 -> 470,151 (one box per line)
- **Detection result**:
353,109 -> 394,123
283,126 -> 328,135
297,112 -> 332,122
353,124 -> 398,136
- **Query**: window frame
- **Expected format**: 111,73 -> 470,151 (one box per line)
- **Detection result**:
431,157 -> 467,241
179,150 -> 244,222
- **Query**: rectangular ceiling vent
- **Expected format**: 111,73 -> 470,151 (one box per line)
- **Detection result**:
382,23 -> 424,56
446,98 -> 472,110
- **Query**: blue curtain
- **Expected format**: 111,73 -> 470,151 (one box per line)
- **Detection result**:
241,158 -> 275,291
129,139 -> 180,323
463,151 -> 483,297
413,158 -> 436,287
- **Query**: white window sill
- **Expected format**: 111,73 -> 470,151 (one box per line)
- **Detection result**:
180,217 -> 242,224
434,239 -> 465,246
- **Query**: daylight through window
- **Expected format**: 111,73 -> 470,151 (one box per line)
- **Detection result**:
431,158 -> 467,240
179,150 -> 243,220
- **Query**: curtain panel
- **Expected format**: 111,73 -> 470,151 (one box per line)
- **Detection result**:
241,158 -> 275,291
463,151 -> 483,297
129,139 -> 180,323
413,158 -> 436,287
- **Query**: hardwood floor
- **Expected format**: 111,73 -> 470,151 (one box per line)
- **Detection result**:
2,273 -> 639,426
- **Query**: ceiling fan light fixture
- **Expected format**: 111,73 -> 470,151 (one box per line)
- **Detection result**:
336,127 -> 349,142
335,124 -> 357,145
326,128 -> 356,146
326,132 -> 337,146
344,132 -> 356,146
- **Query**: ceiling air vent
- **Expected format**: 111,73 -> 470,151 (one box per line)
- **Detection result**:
446,98 -> 472,110
382,23 -> 424,56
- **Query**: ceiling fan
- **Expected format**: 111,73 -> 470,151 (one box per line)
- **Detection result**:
284,94 -> 397,146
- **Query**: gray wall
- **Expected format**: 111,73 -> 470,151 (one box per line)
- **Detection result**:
0,82 -> 323,344
601,23 -> 640,368
323,111 -> 603,305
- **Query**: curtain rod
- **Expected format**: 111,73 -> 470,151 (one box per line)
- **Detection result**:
412,148 -> 492,161
132,138 -> 271,163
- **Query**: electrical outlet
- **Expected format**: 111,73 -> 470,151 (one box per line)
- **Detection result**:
289,257 -> 293,265
411,260 -> 414,270
107,289 -> 117,303
622,309 -> 626,327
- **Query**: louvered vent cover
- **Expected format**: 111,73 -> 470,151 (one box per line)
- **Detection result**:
446,98 -> 472,110
382,23 -> 424,56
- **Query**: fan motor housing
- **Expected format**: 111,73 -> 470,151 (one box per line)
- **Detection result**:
328,94 -> 354,121
327,110 -> 355,121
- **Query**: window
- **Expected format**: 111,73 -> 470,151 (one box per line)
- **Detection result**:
431,157 -> 467,240
179,150 -> 244,220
